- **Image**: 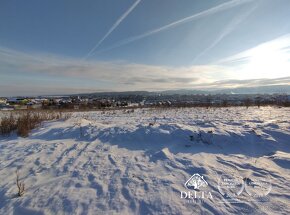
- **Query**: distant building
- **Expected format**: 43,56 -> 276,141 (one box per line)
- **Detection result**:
0,104 -> 14,110
0,98 -> 7,104
7,98 -> 29,105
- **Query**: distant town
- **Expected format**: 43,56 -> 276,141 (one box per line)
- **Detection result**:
0,92 -> 289,111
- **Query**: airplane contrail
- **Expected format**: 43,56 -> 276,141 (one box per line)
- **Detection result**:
94,0 -> 255,54
84,0 -> 141,59
193,1 -> 258,64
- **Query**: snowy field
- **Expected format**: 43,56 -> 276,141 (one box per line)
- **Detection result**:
0,107 -> 290,215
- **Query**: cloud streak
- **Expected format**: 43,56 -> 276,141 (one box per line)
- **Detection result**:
0,47 -> 228,92
200,76 -> 290,89
84,0 -> 141,59
95,0 -> 254,54
1,46 -> 288,96
217,33 -> 290,65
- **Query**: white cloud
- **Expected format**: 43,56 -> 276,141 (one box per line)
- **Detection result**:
0,47 -> 228,90
0,46 -> 288,96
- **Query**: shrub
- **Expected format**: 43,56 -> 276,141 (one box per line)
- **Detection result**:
0,110 -> 71,137
0,114 -> 17,136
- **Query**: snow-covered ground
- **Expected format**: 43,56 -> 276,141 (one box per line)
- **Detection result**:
0,107 -> 289,215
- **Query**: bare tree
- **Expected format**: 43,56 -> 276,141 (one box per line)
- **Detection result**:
16,170 -> 25,197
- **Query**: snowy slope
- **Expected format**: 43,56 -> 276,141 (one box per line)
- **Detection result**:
0,107 -> 290,215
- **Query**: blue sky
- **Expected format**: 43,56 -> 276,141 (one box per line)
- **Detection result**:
0,0 -> 290,96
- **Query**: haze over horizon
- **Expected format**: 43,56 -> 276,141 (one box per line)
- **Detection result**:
1,0 -> 290,96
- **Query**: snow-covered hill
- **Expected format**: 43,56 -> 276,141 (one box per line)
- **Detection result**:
0,107 -> 289,215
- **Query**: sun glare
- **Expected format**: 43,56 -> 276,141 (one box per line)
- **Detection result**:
242,41 -> 290,79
